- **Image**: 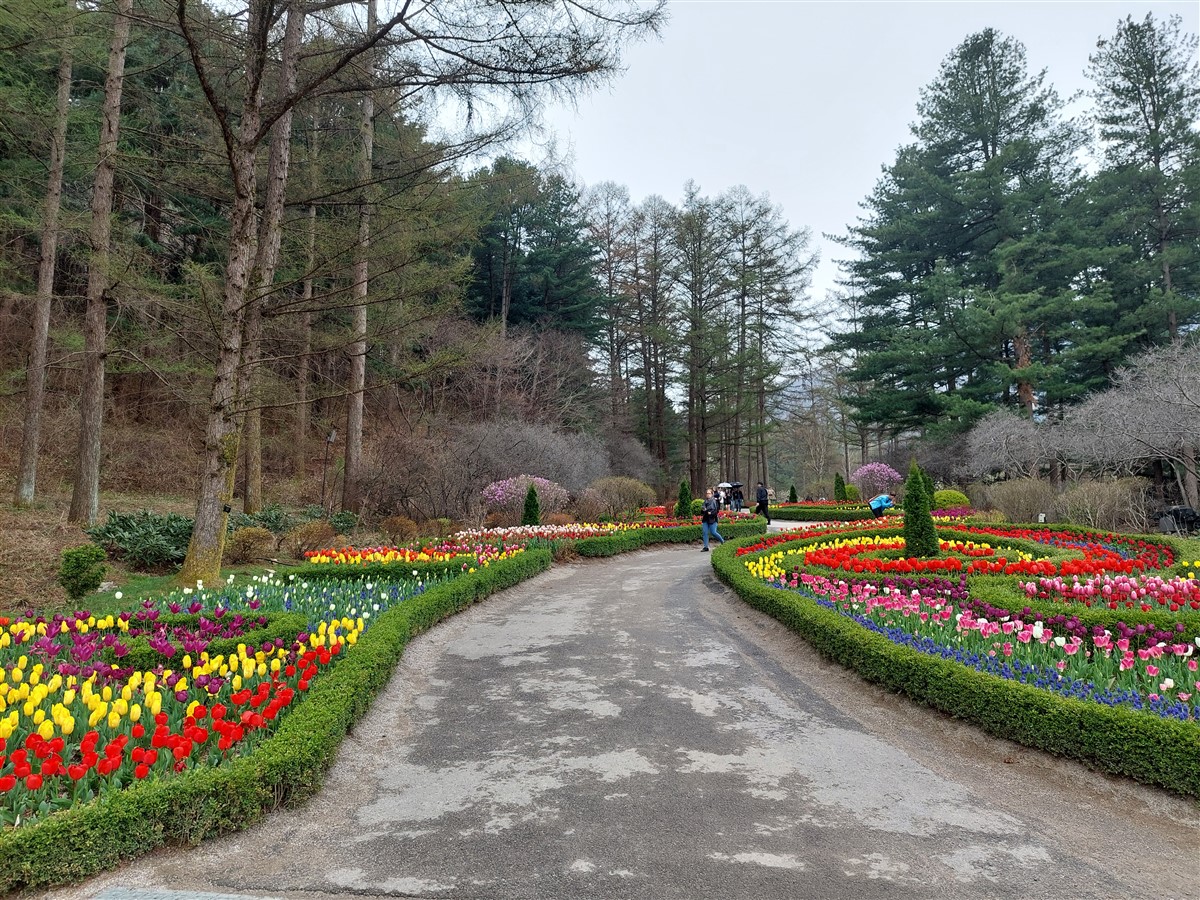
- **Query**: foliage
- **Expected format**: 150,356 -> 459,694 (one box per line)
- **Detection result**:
380,516 -> 419,545
224,527 -> 275,564
674,480 -> 693,519
481,475 -> 568,521
902,462 -> 939,557
282,521 -> 336,560
521,483 -> 541,526
788,484 -> 798,503
834,473 -> 847,502
850,462 -> 902,497
932,489 -> 971,510
229,504 -> 296,536
845,484 -> 861,502
57,545 -> 106,602
586,476 -> 657,518
329,510 -> 358,534
85,511 -> 194,572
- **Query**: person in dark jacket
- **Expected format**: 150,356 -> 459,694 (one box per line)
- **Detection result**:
755,481 -> 771,525
700,489 -> 724,551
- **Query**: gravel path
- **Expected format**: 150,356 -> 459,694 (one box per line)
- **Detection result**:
42,546 -> 1200,900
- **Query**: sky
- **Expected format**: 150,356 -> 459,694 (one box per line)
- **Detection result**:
517,0 -> 1200,309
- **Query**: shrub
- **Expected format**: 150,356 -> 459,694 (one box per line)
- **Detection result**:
480,475 -> 568,523
547,512 -> 575,526
380,515 -> 419,545
845,484 -> 861,502
85,510 -> 194,572
933,488 -> 971,510
229,503 -> 295,535
329,510 -> 358,533
224,527 -> 275,564
522,484 -> 541,525
788,485 -> 798,503
57,545 -> 106,601
572,488 -> 607,523
1055,478 -> 1155,532
587,476 -> 656,519
834,473 -> 847,502
674,480 -> 693,518
282,521 -> 336,559
903,462 -> 938,557
986,478 -> 1058,524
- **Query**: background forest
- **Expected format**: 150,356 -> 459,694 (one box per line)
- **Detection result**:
0,3 -> 1198,583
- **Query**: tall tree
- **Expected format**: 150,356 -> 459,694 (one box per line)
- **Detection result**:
68,0 -> 133,525
14,0 -> 73,507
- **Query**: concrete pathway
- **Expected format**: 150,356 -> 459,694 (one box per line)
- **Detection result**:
43,546 -> 1199,899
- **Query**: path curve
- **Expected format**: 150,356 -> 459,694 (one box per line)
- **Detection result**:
44,546 -> 1199,900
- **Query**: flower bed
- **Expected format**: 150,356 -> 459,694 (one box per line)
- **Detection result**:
713,521 -> 1200,797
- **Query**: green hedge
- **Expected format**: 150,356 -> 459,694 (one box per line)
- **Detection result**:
770,504 -> 873,522
574,517 -> 766,557
0,550 -> 552,892
712,536 -> 1200,798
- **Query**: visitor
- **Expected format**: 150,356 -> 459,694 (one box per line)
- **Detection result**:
755,481 -> 771,525
869,493 -> 894,517
731,485 -> 744,512
700,489 -> 724,551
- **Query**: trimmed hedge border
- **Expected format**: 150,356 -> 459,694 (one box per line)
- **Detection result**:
771,504 -> 873,522
711,535 -> 1200,799
0,550 -> 552,892
574,517 -> 766,557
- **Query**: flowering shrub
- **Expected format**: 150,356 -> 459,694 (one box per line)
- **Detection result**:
849,462 -> 902,497
480,476 -> 568,519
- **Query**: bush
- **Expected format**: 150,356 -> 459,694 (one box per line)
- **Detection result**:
329,510 -> 358,533
85,510 -> 194,572
850,462 -> 903,497
788,485 -> 798,503
674,480 -> 693,519
986,478 -> 1058,524
572,488 -> 606,523
1054,477 -> 1154,532
481,475 -> 568,524
224,527 -> 275,564
57,545 -> 106,601
932,488 -> 971,510
229,503 -> 295,535
282,520 -> 336,559
844,484 -> 861,501
587,476 -> 657,518
546,512 -> 575,526
380,515 -> 419,545
834,473 -> 846,502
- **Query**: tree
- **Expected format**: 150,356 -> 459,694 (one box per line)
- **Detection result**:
521,482 -> 540,525
69,0 -> 133,525
903,461 -> 939,558
674,479 -> 692,518
176,0 -> 665,584
13,0 -> 73,507
788,484 -> 798,503
834,472 -> 846,502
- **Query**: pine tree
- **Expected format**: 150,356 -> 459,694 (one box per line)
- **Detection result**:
674,480 -> 693,518
903,462 -> 939,558
834,473 -> 847,502
522,484 -> 541,526
788,484 -> 798,503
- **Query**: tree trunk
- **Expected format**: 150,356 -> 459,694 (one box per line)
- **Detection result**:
342,0 -> 375,514
293,201 -> 316,479
240,1 -> 306,515
69,0 -> 131,525
1013,327 -> 1036,418
15,17 -> 72,507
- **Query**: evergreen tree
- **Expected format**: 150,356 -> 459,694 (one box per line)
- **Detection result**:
788,484 -> 798,503
903,462 -> 939,558
674,480 -> 693,518
522,483 -> 541,526
834,473 -> 847,502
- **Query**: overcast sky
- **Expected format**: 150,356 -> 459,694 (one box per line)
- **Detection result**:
519,0 -> 1199,308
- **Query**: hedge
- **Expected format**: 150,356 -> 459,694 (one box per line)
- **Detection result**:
574,517 -> 766,557
0,550 -> 552,892
712,536 -> 1200,798
770,504 -> 873,522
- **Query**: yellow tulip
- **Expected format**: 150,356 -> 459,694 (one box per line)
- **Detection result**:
38,719 -> 54,740
107,710 -> 121,729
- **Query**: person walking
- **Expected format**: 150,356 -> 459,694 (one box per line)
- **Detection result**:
700,488 -> 725,551
731,485 -> 744,512
755,481 -> 771,525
